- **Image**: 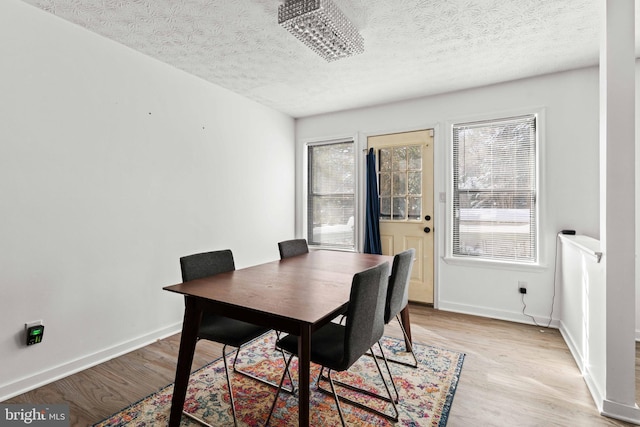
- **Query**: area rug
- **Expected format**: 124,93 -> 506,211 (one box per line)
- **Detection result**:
94,332 -> 464,426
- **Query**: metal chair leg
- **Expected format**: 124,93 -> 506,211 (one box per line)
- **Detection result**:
326,370 -> 347,427
265,352 -> 295,426
182,411 -> 216,427
375,341 -> 400,402
316,346 -> 400,422
319,341 -> 399,404
384,314 -> 418,368
232,339 -> 295,394
183,344 -> 238,427
224,345 -> 239,427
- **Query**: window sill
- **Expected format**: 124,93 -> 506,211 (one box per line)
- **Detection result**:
309,246 -> 355,253
442,256 -> 547,272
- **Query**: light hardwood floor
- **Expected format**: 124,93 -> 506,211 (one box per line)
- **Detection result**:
5,305 -> 637,426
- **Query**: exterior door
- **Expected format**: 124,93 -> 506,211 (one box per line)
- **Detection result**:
367,129 -> 434,304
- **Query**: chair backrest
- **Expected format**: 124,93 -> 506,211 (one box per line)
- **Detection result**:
341,261 -> 390,370
385,248 -> 415,324
278,239 -> 309,259
179,249 -> 235,282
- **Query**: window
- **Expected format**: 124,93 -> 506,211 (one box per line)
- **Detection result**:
452,114 -> 537,263
307,140 -> 355,249
379,145 -> 423,221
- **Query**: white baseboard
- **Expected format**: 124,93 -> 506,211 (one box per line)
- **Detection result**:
437,300 -> 560,329
554,324 -> 640,425
558,321 -> 584,372
0,322 -> 182,402
601,399 -> 640,425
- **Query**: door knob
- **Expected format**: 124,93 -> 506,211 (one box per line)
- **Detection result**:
424,215 -> 431,221
423,227 -> 431,233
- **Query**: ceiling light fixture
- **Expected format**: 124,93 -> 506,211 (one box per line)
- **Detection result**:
278,0 -> 364,62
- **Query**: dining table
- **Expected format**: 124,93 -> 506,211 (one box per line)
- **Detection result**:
164,249 -> 408,426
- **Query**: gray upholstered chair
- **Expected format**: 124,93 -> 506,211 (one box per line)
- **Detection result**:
326,248 -> 417,405
383,248 -> 418,368
265,262 -> 398,426
278,238 -> 309,259
180,249 -> 290,427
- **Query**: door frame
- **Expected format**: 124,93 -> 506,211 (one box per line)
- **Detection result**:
359,122 -> 444,308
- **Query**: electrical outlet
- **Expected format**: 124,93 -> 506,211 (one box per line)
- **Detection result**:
518,281 -> 527,294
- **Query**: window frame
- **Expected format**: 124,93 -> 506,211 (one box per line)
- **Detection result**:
303,136 -> 359,251
446,109 -> 545,268
378,144 -> 425,222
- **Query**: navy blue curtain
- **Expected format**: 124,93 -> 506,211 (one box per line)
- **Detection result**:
364,148 -> 382,254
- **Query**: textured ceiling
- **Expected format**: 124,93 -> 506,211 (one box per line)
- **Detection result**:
20,0 -> 617,118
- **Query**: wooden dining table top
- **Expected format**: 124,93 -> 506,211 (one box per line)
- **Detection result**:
163,250 -> 394,326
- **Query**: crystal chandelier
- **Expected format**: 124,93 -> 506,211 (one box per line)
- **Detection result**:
278,0 -> 364,62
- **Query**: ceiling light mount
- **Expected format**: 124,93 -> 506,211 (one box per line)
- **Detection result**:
278,0 -> 364,62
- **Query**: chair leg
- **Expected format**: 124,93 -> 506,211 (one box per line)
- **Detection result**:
182,410 -> 216,427
265,352 -> 295,426
376,341 -> 400,403
388,314 -> 418,368
316,347 -> 400,422
183,344 -> 238,427
224,345 -> 239,427
369,349 -> 399,421
326,370 -> 347,427
231,340 -> 295,393
373,315 -> 419,368
318,341 -> 399,404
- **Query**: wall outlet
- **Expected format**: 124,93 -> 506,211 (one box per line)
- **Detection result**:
518,281 -> 527,294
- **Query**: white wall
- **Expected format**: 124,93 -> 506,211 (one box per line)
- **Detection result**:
0,0 -> 295,399
296,67 -> 600,325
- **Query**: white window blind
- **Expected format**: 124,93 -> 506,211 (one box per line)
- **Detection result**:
307,140 -> 355,249
452,114 -> 537,263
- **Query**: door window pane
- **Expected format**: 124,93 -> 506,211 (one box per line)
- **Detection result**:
408,145 -> 422,170
392,147 -> 407,171
380,148 -> 392,171
393,172 -> 407,196
393,197 -> 407,220
408,171 -> 421,195
408,197 -> 421,220
377,144 -> 422,221
379,172 -> 391,196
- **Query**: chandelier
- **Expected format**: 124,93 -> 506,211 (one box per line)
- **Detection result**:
278,0 -> 364,62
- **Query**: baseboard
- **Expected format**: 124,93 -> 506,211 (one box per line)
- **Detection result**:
0,322 -> 182,402
558,321 -> 584,372
554,324 -> 640,425
601,399 -> 640,425
437,300 -> 560,329
579,350 -> 640,425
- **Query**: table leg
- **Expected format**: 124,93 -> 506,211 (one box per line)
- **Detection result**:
168,298 -> 201,427
298,325 -> 311,426
400,306 -> 413,351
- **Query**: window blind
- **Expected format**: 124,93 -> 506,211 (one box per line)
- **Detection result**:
452,114 -> 537,262
307,140 -> 355,249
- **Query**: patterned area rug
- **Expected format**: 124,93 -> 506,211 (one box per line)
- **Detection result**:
94,332 -> 464,426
